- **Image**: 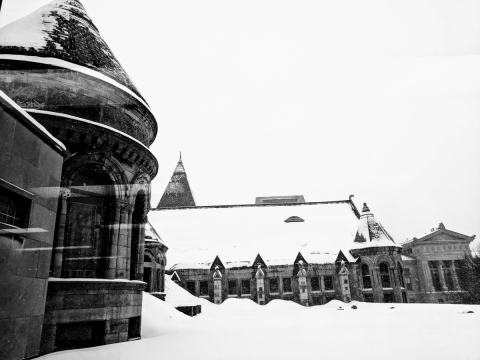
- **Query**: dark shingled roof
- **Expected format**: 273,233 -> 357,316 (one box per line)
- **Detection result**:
0,0 -> 145,101
157,154 -> 196,208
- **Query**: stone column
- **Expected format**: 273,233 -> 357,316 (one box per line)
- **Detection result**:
255,265 -> 266,305
106,201 -> 122,279
213,266 -> 223,304
297,262 -> 308,306
135,214 -> 148,281
437,261 -> 448,292
392,266 -> 402,302
125,207 -> 133,278
51,188 -> 71,277
450,260 -> 461,291
115,205 -> 129,279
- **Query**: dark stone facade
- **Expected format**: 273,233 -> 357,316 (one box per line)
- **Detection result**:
0,92 -> 66,360
0,0 -> 160,357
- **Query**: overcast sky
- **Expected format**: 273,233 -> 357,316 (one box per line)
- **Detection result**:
1,0 -> 480,247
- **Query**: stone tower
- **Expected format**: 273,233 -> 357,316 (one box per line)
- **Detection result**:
157,153 -> 196,208
349,203 -> 405,303
0,0 -> 158,354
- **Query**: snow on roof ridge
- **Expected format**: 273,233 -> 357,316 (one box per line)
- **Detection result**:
0,54 -> 152,113
25,109 -> 154,152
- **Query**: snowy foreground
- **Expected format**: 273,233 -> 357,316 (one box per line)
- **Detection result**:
40,278 -> 480,360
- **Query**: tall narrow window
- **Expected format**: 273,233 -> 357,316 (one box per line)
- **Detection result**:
311,277 -> 320,291
404,268 -> 413,291
241,279 -> 251,295
398,263 -> 405,288
282,278 -> 292,293
442,261 -> 454,290
228,280 -> 237,295
361,264 -> 372,289
429,261 -> 442,291
323,276 -> 334,291
379,263 -> 391,288
269,278 -> 279,293
199,281 -> 209,296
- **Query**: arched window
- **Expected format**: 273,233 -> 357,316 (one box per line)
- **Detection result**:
361,264 -> 372,289
379,263 -> 391,288
144,255 -> 151,263
398,263 -> 405,288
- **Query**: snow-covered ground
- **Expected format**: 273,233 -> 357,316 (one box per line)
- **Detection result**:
39,277 -> 480,360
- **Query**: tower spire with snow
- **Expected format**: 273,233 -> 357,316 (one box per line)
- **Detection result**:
157,154 -> 196,208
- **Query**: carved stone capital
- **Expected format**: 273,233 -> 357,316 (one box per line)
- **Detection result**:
59,188 -> 71,198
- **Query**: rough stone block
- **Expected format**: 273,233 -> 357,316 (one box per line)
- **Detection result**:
118,331 -> 128,342
12,119 -> 42,166
104,333 -> 119,345
25,315 -> 44,358
0,110 -> 16,151
0,317 -> 29,360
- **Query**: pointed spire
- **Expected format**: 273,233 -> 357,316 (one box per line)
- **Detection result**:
352,202 -> 401,249
157,154 -> 196,208
362,203 -> 370,213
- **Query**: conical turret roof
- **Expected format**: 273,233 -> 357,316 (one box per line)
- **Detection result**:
0,0 -> 143,99
157,154 -> 196,208
351,203 -> 400,250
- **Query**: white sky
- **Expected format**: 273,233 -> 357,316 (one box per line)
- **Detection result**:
1,0 -> 480,246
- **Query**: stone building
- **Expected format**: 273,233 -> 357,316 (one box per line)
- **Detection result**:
143,221 -> 168,293
0,90 -> 66,360
150,163 -> 475,307
0,0 -> 160,357
400,223 -> 475,303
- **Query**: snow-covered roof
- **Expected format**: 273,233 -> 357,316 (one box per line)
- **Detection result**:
0,0 -> 145,101
145,221 -> 165,245
351,203 -> 401,250
401,255 -> 416,261
149,200 -> 360,269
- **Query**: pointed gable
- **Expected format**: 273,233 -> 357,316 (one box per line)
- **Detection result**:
157,154 -> 196,208
252,254 -> 267,268
210,256 -> 225,271
351,203 -> 400,250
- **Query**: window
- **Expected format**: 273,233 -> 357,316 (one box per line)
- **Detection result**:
343,279 -> 348,284
269,278 -> 279,293
241,279 -> 251,295
282,278 -> 292,293
311,277 -> 320,291
128,317 -> 141,339
383,293 -> 395,303
379,263 -> 391,288
363,293 -> 374,303
199,281 -> 209,296
324,276 -> 334,291
398,263 -> 405,288
442,261 -> 454,290
228,280 -> 237,295
361,264 -> 372,289
55,321 -> 105,350
0,187 -> 30,229
325,294 -> 335,303
429,261 -> 442,291
404,268 -> 413,291
186,281 -> 196,295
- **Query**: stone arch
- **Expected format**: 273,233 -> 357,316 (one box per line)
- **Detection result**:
62,152 -> 128,201
144,251 -> 154,263
374,255 -> 395,268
